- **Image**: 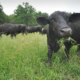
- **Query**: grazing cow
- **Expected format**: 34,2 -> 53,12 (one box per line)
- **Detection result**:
0,23 -> 16,38
36,11 -> 80,63
41,28 -> 47,34
26,26 -> 42,33
20,24 -> 27,34
15,24 -> 27,35
0,23 -> 27,38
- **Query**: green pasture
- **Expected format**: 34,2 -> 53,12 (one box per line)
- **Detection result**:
0,33 -> 80,80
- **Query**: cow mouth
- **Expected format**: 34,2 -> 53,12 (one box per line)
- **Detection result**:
57,37 -> 70,44
60,28 -> 72,37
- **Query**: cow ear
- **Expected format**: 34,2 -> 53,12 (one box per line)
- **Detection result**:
36,17 -> 49,25
69,13 -> 80,23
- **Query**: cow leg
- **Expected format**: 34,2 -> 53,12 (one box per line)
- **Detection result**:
21,32 -> 24,35
64,38 -> 72,58
47,45 -> 53,63
22,33 -> 24,35
11,34 -> 13,39
47,43 -> 60,64
14,33 -> 16,37
0,33 -> 2,38
25,31 -> 28,35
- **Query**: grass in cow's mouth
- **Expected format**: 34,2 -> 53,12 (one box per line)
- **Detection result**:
0,33 -> 80,80
57,37 -> 69,45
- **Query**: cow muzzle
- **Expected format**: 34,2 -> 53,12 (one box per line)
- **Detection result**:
60,28 -> 72,37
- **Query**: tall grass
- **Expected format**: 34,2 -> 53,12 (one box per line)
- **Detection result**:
0,33 -> 80,80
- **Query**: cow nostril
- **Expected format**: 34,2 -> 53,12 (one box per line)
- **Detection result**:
60,28 -> 72,37
60,28 -> 71,33
60,29 -> 65,33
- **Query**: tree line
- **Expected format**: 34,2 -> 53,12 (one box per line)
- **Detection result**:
0,2 -> 49,27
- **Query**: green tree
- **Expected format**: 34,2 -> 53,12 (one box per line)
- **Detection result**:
0,3 -> 8,24
0,3 -> 3,12
14,2 -> 36,26
0,3 -> 3,24
14,2 -> 49,27
42,13 -> 48,18
8,14 -> 16,23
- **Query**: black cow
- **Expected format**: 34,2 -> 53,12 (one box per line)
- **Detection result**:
20,24 -> 27,34
0,23 -> 16,38
0,23 -> 27,38
15,24 -> 27,35
36,11 -> 80,63
26,26 -> 42,33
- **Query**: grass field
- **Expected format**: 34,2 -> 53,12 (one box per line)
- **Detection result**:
0,33 -> 80,80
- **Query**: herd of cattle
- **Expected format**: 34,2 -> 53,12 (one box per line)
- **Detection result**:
1,11 -> 80,64
0,23 -> 47,38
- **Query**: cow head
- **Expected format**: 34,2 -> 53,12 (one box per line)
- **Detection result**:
36,11 -> 73,39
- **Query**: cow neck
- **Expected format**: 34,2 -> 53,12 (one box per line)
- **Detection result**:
48,26 -> 57,43
49,26 -> 57,41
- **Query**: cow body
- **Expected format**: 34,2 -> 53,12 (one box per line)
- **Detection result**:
0,23 -> 27,38
36,11 -> 80,63
15,24 -> 27,35
0,23 -> 16,37
70,21 -> 80,42
26,26 -> 42,33
64,21 -> 80,58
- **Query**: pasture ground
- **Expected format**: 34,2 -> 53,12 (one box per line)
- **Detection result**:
0,33 -> 80,80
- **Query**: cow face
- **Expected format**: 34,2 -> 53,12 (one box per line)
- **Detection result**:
36,11 -> 72,39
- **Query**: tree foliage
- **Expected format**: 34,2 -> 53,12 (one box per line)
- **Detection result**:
0,2 -> 49,27
0,3 -> 8,24
8,14 -> 16,23
13,2 -> 49,27
14,2 -> 36,26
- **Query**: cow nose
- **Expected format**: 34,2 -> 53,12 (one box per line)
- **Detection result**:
60,28 -> 72,37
